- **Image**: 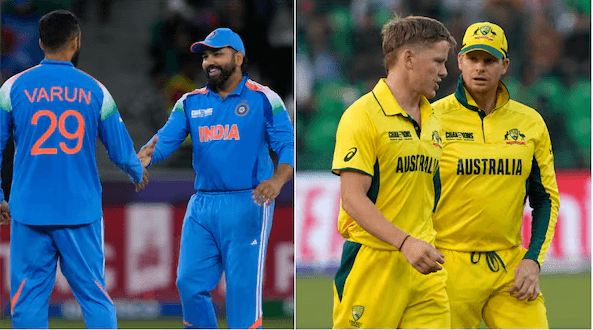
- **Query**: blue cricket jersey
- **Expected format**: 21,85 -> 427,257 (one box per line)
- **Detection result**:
0,60 -> 144,225
147,74 -> 294,191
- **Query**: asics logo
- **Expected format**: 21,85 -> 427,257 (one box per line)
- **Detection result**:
344,147 -> 357,162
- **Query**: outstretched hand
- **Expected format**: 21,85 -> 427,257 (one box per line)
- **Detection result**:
135,168 -> 149,192
0,200 -> 11,225
400,236 -> 445,275
138,136 -> 159,168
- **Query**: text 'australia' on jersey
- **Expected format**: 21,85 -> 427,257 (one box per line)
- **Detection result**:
148,75 -> 294,191
0,60 -> 144,225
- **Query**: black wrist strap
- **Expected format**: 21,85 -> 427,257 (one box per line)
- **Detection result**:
399,234 -> 411,250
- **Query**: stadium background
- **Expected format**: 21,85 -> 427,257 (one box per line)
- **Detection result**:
0,0 -> 294,328
295,0 -> 591,328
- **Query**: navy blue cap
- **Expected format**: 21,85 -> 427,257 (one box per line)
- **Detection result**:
190,28 -> 246,55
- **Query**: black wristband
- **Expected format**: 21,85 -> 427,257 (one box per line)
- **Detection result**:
399,234 -> 411,250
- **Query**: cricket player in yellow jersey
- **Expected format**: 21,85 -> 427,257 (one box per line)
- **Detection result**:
431,22 -> 560,329
331,15 -> 456,329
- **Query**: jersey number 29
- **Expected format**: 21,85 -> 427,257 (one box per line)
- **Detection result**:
31,109 -> 85,155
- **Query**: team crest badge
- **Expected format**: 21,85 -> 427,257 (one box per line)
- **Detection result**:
235,103 -> 249,116
352,305 -> 364,321
480,26 -> 491,35
432,130 -> 442,148
505,128 -> 526,145
206,30 -> 217,40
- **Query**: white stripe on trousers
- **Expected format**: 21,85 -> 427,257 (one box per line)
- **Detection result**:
255,204 -> 270,322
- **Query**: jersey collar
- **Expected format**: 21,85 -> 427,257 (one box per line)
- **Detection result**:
40,59 -> 74,67
206,73 -> 249,97
372,78 -> 433,119
454,75 -> 510,113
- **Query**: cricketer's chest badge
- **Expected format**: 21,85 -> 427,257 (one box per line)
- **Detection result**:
235,102 -> 249,116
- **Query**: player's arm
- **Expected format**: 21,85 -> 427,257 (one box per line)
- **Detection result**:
137,95 -> 191,167
0,80 -> 13,224
253,89 -> 294,206
97,85 -> 147,190
509,121 -> 560,301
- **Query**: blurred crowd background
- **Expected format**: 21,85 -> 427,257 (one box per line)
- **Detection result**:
297,0 -> 591,171
1,0 -> 293,179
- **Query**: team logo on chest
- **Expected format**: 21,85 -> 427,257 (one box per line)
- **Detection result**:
505,128 -> 526,145
432,130 -> 442,148
235,102 -> 249,116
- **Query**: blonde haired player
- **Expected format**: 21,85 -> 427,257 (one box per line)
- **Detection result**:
331,15 -> 456,328
432,22 -> 559,328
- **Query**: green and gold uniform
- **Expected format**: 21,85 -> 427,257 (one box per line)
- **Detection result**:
331,79 -> 449,329
432,76 -> 560,328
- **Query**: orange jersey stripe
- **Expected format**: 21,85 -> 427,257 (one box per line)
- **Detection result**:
248,316 -> 263,329
11,278 -> 26,315
183,319 -> 193,327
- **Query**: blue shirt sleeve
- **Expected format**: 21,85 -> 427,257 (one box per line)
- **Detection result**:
0,80 -> 14,201
97,84 -> 144,184
261,89 -> 294,168
145,95 -> 190,166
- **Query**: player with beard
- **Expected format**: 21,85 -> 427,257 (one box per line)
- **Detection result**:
0,9 -> 149,328
137,28 -> 294,329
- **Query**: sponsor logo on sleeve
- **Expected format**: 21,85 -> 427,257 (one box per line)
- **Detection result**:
344,147 -> 357,162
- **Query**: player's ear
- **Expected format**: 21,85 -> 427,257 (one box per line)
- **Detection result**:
39,38 -> 44,51
235,51 -> 244,68
501,57 -> 510,75
404,49 -> 414,69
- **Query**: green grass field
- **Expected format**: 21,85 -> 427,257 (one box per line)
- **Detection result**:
0,316 -> 293,328
296,272 -> 591,329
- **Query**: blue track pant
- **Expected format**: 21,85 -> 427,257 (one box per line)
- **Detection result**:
176,190 -> 274,329
10,219 -> 116,329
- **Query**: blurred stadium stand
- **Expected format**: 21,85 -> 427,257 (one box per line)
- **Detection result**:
297,0 -> 591,171
0,0 -> 294,325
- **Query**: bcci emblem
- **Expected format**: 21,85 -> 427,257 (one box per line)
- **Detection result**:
235,103 -> 249,116
206,30 -> 217,40
505,128 -> 526,145
432,130 -> 442,148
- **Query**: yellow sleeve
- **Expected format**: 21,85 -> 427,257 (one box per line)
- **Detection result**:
331,106 -> 377,176
524,120 -> 560,267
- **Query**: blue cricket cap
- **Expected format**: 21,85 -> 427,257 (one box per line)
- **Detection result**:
190,28 -> 246,55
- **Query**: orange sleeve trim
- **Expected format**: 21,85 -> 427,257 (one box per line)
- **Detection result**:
11,278 -> 26,315
248,316 -> 263,329
94,280 -> 114,304
183,320 -> 193,327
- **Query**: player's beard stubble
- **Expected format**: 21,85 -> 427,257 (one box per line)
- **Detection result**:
71,47 -> 80,67
206,57 -> 237,93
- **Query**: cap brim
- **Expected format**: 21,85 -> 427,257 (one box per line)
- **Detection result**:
460,44 -> 505,59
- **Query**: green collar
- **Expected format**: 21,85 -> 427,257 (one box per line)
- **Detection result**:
454,75 -> 510,113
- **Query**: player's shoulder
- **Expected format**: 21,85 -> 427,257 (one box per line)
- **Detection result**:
430,93 -> 459,115
1,64 -> 43,91
506,99 -> 546,124
245,79 -> 281,101
344,90 -> 381,118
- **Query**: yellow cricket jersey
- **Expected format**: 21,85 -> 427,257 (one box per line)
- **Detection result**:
431,76 -> 560,266
332,79 -> 443,250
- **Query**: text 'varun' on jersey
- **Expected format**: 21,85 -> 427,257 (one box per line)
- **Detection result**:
146,74 -> 294,192
331,79 -> 443,250
431,76 -> 559,266
0,60 -> 144,225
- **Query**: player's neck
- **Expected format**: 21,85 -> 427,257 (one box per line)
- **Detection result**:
44,52 -> 73,63
216,71 -> 243,99
466,84 -> 499,115
385,72 -> 422,121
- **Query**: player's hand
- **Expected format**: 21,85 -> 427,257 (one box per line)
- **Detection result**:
138,136 -> 159,167
0,200 -> 11,225
508,258 -> 540,301
253,177 -> 283,206
400,236 -> 445,275
134,168 -> 149,192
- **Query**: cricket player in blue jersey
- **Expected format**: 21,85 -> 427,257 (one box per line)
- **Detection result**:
137,28 -> 294,329
0,10 -> 150,328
